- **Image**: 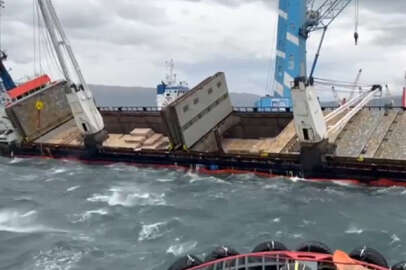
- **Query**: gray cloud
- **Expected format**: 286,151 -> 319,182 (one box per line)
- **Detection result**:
0,0 -> 404,99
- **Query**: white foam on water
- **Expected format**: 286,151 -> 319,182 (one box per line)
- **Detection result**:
187,171 -> 201,183
391,234 -> 401,244
66,185 -> 80,192
157,178 -> 175,183
9,158 -> 24,164
20,210 -> 37,217
331,180 -> 357,187
87,194 -> 110,203
87,186 -> 166,207
209,192 -> 225,199
71,209 -> 109,223
45,177 -> 66,183
264,183 -> 291,192
345,225 -> 364,234
138,221 -> 168,241
72,234 -> 95,242
272,217 -> 281,223
50,168 -> 68,175
324,187 -> 346,196
190,175 -> 229,185
34,246 -> 85,270
166,241 -> 198,256
84,209 -> 108,217
236,173 -> 257,181
289,176 -> 306,183
375,186 -> 402,194
300,219 -> 316,227
0,209 -> 64,233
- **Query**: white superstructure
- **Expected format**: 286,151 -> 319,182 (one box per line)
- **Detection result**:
156,59 -> 189,108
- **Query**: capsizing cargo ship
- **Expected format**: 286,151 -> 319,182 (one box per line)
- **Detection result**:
1,0 -> 406,187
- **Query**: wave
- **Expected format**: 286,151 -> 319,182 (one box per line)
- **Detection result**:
138,218 -> 182,242
71,209 -> 109,223
189,175 -> 229,185
66,185 -> 80,192
138,221 -> 168,241
9,158 -> 25,164
345,225 -> 364,234
331,180 -> 358,187
272,217 -> 281,223
50,168 -> 68,175
391,234 -> 401,244
156,178 -> 175,183
44,177 -> 66,183
166,241 -> 198,256
33,245 -> 86,270
87,186 -> 166,207
289,176 -> 306,183
0,209 -> 64,233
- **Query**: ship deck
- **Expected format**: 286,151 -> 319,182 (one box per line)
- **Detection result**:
3,106 -> 406,186
96,107 -> 406,160
32,106 -> 406,160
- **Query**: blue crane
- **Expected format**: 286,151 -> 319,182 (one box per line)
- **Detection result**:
0,50 -> 16,91
255,0 -> 358,110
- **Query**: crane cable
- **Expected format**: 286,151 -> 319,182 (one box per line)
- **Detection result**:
0,0 -> 4,51
265,1 -> 279,95
354,0 -> 359,45
33,0 -> 62,80
33,0 -> 38,75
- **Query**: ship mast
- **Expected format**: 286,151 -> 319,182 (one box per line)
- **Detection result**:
165,59 -> 176,86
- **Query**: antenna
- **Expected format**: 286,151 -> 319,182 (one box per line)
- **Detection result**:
165,59 -> 176,85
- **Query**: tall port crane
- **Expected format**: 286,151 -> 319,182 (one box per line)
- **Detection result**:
37,0 -> 107,148
256,0 -> 358,109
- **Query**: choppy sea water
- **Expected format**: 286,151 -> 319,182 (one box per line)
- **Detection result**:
1,157 -> 406,270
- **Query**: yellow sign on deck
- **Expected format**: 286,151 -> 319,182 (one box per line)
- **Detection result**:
35,100 -> 44,111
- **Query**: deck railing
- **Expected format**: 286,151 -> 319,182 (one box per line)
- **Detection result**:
183,251 -> 388,270
97,106 -> 405,113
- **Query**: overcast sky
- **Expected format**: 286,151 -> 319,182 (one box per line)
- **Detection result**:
1,0 -> 406,99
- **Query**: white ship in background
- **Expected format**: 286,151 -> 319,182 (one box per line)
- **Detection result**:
156,59 -> 189,108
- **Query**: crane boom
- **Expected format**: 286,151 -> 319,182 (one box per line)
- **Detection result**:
305,0 -> 353,34
348,68 -> 362,100
37,0 -> 107,148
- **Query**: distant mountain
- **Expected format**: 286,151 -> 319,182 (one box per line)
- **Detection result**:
89,84 -> 262,107
90,84 -> 402,108
89,85 -> 156,107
